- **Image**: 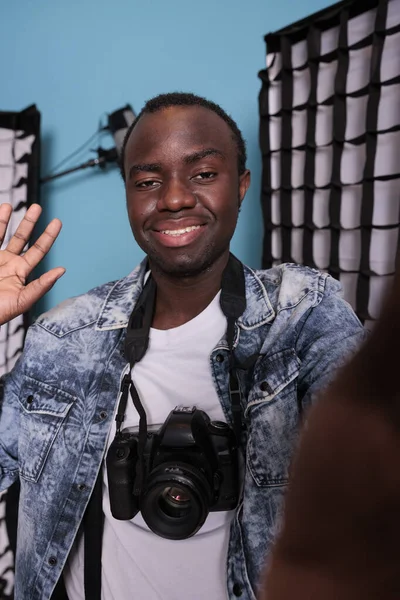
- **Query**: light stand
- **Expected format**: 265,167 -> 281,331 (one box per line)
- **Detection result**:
41,147 -> 118,183
40,104 -> 136,184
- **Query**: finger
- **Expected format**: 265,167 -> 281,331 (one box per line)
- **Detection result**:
20,218 -> 63,274
13,267 -> 66,319
0,204 -> 13,247
6,204 -> 42,255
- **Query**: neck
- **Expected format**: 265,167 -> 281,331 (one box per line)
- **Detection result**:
149,252 -> 229,330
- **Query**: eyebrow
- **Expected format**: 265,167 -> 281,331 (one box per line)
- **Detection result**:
128,148 -> 225,179
184,148 -> 226,164
128,162 -> 162,178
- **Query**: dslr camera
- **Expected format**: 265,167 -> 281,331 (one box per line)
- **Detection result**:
106,406 -> 239,540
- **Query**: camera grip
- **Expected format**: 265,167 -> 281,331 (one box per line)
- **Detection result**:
106,435 -> 139,520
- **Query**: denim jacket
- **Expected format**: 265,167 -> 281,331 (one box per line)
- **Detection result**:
0,259 -> 365,600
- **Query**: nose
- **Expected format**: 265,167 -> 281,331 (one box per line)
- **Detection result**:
157,176 -> 197,212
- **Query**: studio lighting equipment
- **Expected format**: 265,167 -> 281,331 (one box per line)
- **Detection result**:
41,104 -> 136,184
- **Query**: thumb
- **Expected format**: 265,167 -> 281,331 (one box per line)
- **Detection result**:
17,268 -> 66,314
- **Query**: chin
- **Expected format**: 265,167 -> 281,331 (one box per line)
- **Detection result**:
149,247 -> 224,279
156,260 -> 211,279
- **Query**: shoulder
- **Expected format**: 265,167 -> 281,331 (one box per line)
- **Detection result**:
33,261 -> 145,338
33,280 -> 118,337
245,262 -> 341,314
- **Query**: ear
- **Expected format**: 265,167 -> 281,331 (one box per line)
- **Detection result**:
238,170 -> 251,208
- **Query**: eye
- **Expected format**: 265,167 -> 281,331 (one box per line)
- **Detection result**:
193,171 -> 217,181
134,179 -> 159,189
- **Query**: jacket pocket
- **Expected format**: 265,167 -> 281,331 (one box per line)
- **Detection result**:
245,349 -> 300,487
18,377 -> 75,482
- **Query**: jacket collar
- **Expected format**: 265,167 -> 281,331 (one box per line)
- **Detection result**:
96,258 -> 275,331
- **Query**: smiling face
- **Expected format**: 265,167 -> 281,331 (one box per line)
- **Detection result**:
123,105 -> 250,278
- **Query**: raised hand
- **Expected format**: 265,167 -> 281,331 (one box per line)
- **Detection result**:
261,266 -> 400,600
0,203 -> 65,325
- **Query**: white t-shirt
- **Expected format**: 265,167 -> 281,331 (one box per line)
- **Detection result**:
64,292 -> 234,599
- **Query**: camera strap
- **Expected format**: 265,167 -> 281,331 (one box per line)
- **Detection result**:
120,252 -> 247,450
117,273 -> 156,496
220,253 -> 247,442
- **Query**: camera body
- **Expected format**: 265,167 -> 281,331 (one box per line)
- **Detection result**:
106,406 -> 239,539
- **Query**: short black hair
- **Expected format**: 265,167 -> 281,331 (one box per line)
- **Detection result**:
119,92 -> 247,181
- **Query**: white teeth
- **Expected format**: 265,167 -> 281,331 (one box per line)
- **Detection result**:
161,225 -> 201,236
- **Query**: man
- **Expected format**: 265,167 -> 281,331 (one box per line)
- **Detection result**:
0,93 -> 364,600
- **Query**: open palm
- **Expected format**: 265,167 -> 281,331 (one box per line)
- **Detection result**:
0,203 -> 65,325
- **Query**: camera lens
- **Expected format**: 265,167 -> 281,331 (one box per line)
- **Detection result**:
141,463 -> 213,540
158,486 -> 191,518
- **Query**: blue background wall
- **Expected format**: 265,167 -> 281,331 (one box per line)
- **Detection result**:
1,0 -> 333,315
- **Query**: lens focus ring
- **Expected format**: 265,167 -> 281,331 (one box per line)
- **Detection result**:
140,462 -> 212,540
